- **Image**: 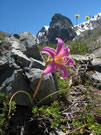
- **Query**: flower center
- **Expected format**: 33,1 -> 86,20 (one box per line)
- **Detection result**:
54,57 -> 63,65
54,57 -> 69,65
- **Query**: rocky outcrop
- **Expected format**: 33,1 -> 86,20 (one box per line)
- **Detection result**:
0,32 -> 57,106
37,13 -> 76,44
71,54 -> 101,89
48,14 -> 76,43
37,26 -> 49,45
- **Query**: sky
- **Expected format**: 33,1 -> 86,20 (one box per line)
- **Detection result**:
0,0 -> 101,35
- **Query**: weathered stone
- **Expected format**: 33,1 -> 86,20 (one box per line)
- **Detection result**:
29,58 -> 45,69
37,26 -> 49,45
92,58 -> 101,72
48,13 -> 76,43
93,48 -> 101,58
90,71 -> 101,89
0,33 -> 57,106
70,54 -> 95,61
0,70 -> 32,106
11,49 -> 31,67
25,68 -> 57,103
18,32 -> 42,61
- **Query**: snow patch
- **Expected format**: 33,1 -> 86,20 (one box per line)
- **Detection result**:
75,12 -> 101,35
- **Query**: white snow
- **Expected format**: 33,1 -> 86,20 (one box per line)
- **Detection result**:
74,12 -> 101,35
44,26 -> 49,31
38,32 -> 45,37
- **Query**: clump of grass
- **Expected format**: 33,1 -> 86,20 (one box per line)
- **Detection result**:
68,40 -> 91,55
0,92 -> 16,135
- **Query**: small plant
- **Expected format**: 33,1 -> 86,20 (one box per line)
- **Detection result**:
68,40 -> 91,55
0,37 -> 3,40
71,106 -> 101,135
0,92 -> 16,135
33,38 -> 75,100
32,100 -> 62,127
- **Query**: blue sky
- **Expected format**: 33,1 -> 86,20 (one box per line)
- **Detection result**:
0,0 -> 101,35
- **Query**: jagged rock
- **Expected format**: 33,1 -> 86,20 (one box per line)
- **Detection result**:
0,33 -> 57,106
69,54 -> 101,89
15,32 -> 42,61
37,26 -> 49,45
29,58 -> 45,69
0,69 -> 32,106
48,13 -> 76,43
71,54 -> 101,72
37,13 -> 76,44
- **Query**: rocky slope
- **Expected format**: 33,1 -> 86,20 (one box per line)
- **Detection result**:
74,13 -> 101,36
74,13 -> 101,50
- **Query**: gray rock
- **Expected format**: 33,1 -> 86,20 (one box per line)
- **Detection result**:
93,48 -> 101,58
25,68 -> 57,103
18,32 -> 42,61
0,70 -> 32,106
29,58 -> 45,69
70,54 -> 92,61
0,33 -> 57,106
47,13 -> 76,43
92,58 -> 101,72
11,49 -> 31,67
37,26 -> 49,45
90,71 -> 101,89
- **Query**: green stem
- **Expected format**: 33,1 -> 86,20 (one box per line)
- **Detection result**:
37,89 -> 68,105
32,55 -> 50,101
8,90 -> 33,116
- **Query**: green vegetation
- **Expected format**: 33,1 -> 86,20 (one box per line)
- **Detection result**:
38,40 -> 91,55
0,92 -> 16,135
68,40 -> 91,55
38,43 -> 57,51
0,31 -> 9,41
32,100 -> 62,127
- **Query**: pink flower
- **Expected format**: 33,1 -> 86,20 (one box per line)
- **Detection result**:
41,38 -> 75,80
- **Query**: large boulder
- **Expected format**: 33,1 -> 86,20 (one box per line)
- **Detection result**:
0,32 -> 57,106
47,13 -> 76,43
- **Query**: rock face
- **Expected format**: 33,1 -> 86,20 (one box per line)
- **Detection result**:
71,53 -> 101,89
48,14 -> 76,43
37,26 -> 49,45
37,13 -> 76,44
0,32 -> 57,106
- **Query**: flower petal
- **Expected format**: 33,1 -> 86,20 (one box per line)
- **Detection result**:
65,58 -> 75,66
58,65 -> 68,80
42,47 -> 56,58
56,47 -> 70,59
56,38 -> 64,54
43,61 -> 57,75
